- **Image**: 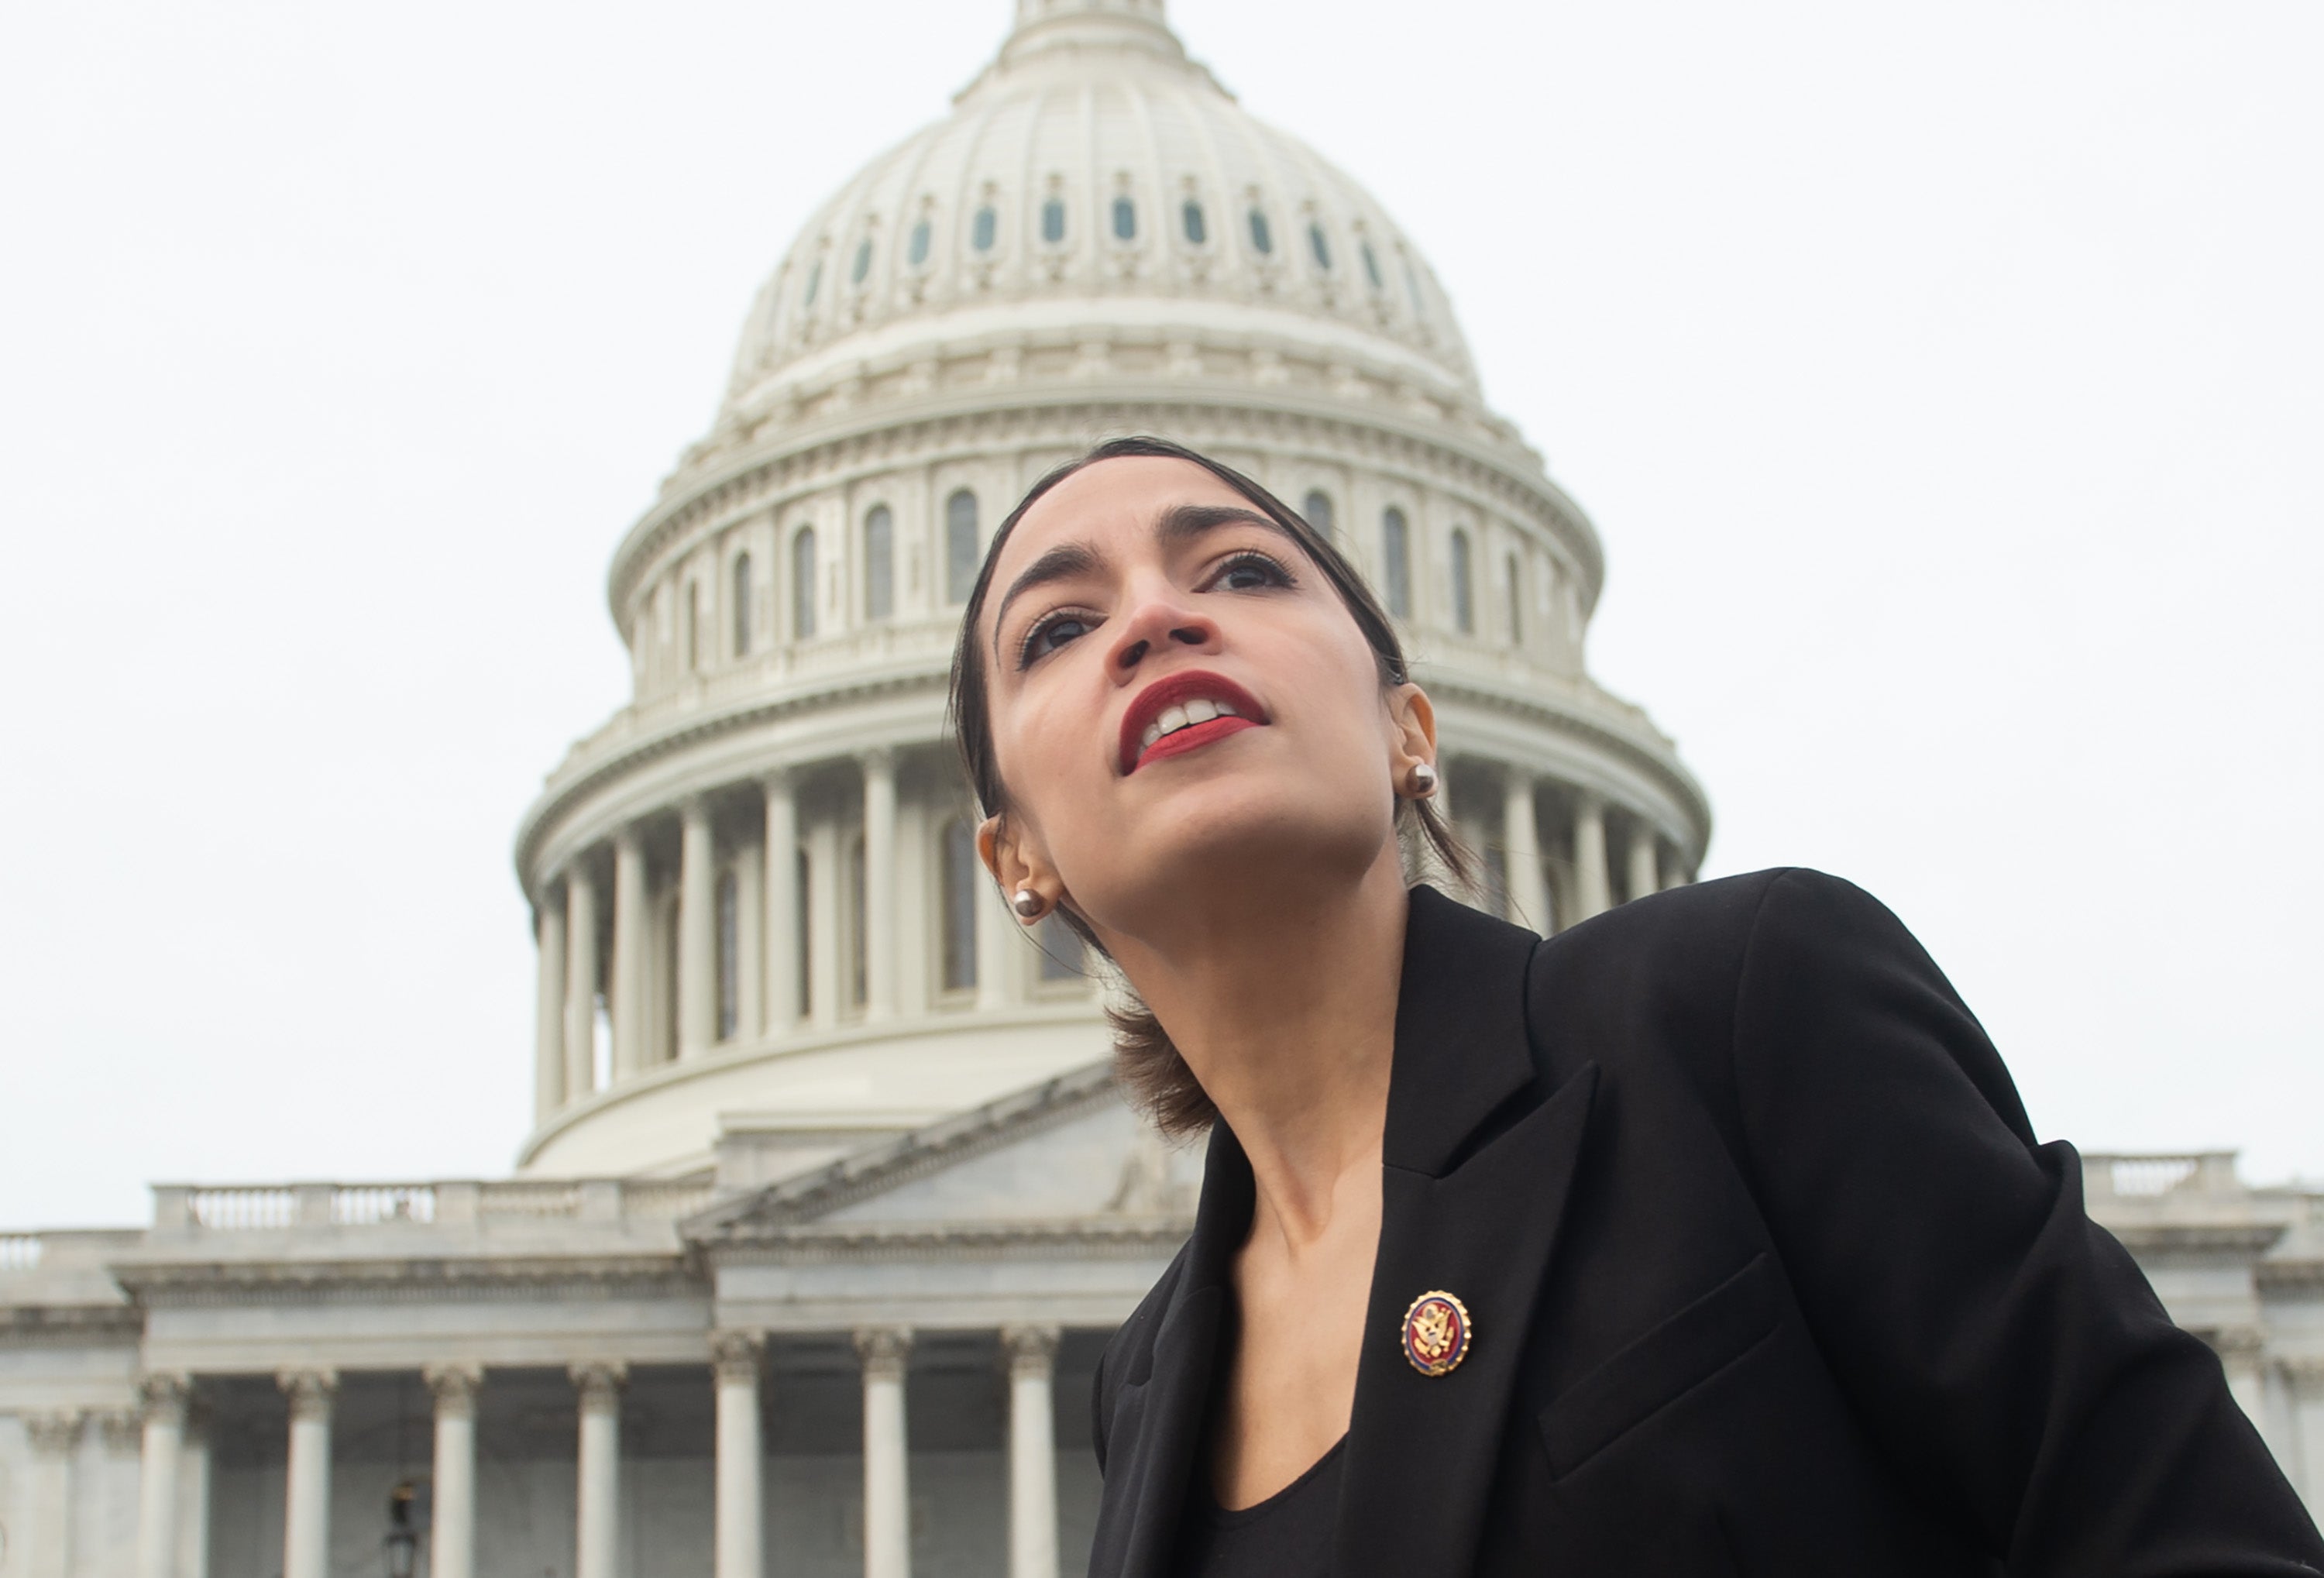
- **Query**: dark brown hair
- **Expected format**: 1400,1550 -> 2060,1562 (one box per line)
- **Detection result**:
946,435 -> 1472,1136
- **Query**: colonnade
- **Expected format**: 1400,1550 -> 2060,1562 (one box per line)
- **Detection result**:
1446,758 -> 1690,935
531,748 -> 1062,1123
118,1328 -> 1067,1578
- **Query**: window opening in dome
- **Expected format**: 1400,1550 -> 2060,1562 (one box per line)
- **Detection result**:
716,869 -> 739,1040
685,582 -> 701,672
731,554 -> 753,657
1505,552 -> 1522,645
851,239 -> 873,284
1182,200 -> 1206,244
1451,528 -> 1475,634
1362,242 -> 1383,291
804,260 -> 821,307
1404,260 -> 1425,319
946,490 -> 980,604
847,835 -> 868,1007
795,848 -> 811,1015
908,220 -> 931,267
1302,490 -> 1336,541
1037,911 -> 1083,981
940,818 -> 978,992
1308,223 -> 1332,270
1382,507 -> 1412,618
865,505 -> 895,621
1248,208 -> 1273,254
1112,197 -> 1136,241
792,527 -> 817,639
973,206 -> 997,252
1041,198 -> 1066,244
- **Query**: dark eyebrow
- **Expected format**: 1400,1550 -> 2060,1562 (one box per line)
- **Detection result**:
988,502 -> 1303,659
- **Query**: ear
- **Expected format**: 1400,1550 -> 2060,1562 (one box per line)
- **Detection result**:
977,813 -> 1064,923
1385,682 -> 1439,783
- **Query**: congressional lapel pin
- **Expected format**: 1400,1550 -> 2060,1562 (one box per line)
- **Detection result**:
1401,1291 -> 1473,1377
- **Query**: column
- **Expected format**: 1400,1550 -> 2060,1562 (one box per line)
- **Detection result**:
135,1373 -> 191,1578
712,1332 -> 765,1578
535,894 -> 569,1121
1662,854 -> 1692,892
1570,796 -> 1611,923
179,1407 -> 212,1578
975,861 -> 1019,1012
425,1365 -> 483,1578
680,798 -> 717,1057
1624,820 -> 1659,908
761,771 -> 801,1033
2216,1328 -> 2268,1435
277,1369 -> 338,1578
565,865 -> 600,1099
1501,772 -> 1548,933
2288,1360 -> 2324,1514
807,817 -> 841,1029
610,827 -> 649,1078
25,1411 -> 83,1578
735,839 -> 765,1039
855,1328 -> 914,1578
1002,1326 -> 1061,1578
572,1362 -> 627,1578
862,750 -> 899,1021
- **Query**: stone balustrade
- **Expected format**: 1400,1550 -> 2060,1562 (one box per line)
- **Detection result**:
146,1177 -> 716,1232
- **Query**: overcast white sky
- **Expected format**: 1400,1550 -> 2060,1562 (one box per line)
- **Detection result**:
2,1 -> 2317,1231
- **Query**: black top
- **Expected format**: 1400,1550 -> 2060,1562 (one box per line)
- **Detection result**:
1171,1436 -> 1346,1578
1088,873 -> 2324,1576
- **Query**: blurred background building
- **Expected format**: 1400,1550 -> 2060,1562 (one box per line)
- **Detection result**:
1,2 -> 2314,1573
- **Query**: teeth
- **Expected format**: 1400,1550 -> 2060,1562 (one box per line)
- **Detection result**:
1135,695 -> 1251,759
1215,700 -> 1239,717
1141,722 -> 1162,749
1184,698 -> 1217,724
1157,705 -> 1188,734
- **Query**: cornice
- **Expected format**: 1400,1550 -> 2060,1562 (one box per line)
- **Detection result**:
2109,1222 -> 2287,1255
113,1254 -> 702,1308
707,1216 -> 1193,1266
610,391 -> 1595,623
0,1304 -> 145,1346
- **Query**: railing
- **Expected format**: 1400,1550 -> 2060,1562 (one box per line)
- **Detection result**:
156,1178 -> 714,1231
2083,1152 -> 2242,1198
0,1234 -> 43,1272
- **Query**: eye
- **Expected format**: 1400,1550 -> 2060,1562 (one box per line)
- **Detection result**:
1018,608 -> 1097,666
1209,550 -> 1294,592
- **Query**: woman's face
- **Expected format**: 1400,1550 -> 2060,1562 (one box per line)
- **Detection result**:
976,455 -> 1432,947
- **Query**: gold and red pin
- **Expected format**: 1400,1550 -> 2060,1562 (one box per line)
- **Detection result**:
1401,1291 -> 1473,1377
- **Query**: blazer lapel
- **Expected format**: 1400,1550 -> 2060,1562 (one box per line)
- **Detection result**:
1102,1119 -> 1253,1578
1332,885 -> 1599,1576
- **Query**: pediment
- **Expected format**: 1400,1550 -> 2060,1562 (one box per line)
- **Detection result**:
687,1061 -> 1202,1243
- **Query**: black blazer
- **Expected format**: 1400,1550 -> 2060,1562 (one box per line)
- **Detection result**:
1087,870 -> 2323,1576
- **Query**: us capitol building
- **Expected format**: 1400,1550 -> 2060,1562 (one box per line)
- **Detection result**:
4,2 -> 2319,1573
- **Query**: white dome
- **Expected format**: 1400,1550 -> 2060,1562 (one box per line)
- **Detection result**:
717,0 -> 1479,435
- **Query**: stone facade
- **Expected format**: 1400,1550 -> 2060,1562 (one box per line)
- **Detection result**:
0,2 -> 2308,1573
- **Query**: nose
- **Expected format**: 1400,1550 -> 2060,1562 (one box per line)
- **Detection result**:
1105,579 -> 1219,679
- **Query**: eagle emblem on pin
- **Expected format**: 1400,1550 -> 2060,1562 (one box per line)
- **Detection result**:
1401,1291 -> 1473,1377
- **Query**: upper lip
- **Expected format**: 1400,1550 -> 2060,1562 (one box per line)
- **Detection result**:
1117,669 -> 1270,774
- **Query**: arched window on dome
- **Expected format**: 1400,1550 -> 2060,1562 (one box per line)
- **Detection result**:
715,868 -> 739,1040
792,527 -> 817,639
685,581 -> 701,672
1381,507 -> 1412,619
1182,200 -> 1207,245
1404,260 -> 1426,320
946,489 -> 980,605
973,205 -> 997,252
907,219 -> 931,267
1362,242 -> 1384,291
1504,552 -> 1522,646
1302,490 -> 1336,542
864,505 -> 895,622
851,238 -> 873,285
1450,528 -> 1475,634
1308,222 -> 1332,270
1041,198 -> 1067,245
804,260 -> 822,307
1112,196 -> 1136,242
939,817 -> 978,993
1248,208 -> 1274,255
731,554 -> 753,657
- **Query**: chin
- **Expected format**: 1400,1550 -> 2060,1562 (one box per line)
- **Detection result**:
1107,778 -> 1392,899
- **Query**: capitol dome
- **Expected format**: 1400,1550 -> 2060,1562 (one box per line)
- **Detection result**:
513,0 -> 1712,1181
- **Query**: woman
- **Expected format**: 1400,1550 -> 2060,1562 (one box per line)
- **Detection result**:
947,436 -> 2320,1575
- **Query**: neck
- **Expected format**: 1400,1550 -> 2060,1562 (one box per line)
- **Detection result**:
1105,844 -> 1408,1243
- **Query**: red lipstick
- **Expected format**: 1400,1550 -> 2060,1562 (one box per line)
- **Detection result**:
1118,669 -> 1269,775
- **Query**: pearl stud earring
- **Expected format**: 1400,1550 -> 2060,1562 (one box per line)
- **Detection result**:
1406,761 -> 1439,798
1012,888 -> 1044,920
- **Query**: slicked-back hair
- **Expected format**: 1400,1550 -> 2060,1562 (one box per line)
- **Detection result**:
946,435 -> 1473,1136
